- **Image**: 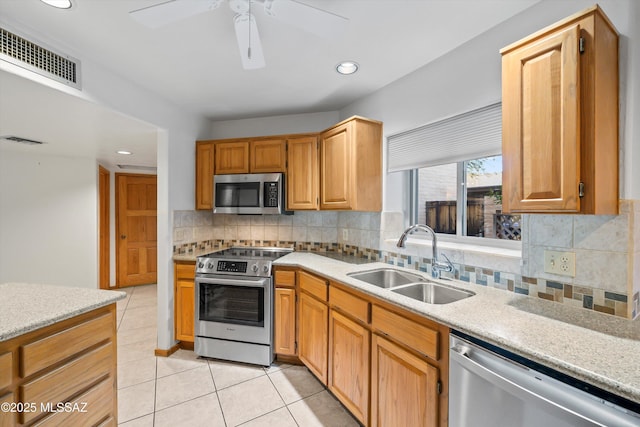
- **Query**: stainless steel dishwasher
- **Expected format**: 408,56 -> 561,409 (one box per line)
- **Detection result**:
449,331 -> 640,427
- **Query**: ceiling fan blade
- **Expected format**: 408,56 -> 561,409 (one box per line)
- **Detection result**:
234,13 -> 266,70
130,0 -> 223,28
263,0 -> 348,39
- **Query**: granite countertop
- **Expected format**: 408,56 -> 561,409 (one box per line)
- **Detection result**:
274,252 -> 640,404
0,283 -> 126,342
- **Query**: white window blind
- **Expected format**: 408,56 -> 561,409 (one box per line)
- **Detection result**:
387,102 -> 502,172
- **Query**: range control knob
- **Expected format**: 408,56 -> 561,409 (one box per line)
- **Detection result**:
207,263 -> 214,269
263,265 -> 269,273
198,262 -> 204,269
251,264 -> 259,273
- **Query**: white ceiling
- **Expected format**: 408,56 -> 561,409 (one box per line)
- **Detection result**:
0,0 -> 539,168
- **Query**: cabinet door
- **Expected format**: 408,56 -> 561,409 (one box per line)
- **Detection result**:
329,310 -> 370,425
287,136 -> 319,210
274,287 -> 296,356
298,292 -> 328,384
175,278 -> 194,342
195,142 -> 215,210
215,141 -> 250,174
250,139 -> 286,173
371,334 -> 439,427
320,122 -> 353,210
502,25 -> 581,213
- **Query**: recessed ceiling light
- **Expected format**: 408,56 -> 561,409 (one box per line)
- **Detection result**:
336,61 -> 359,75
40,0 -> 73,9
117,150 -> 132,155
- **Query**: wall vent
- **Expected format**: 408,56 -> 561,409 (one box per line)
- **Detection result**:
0,135 -> 46,145
117,165 -> 157,173
0,26 -> 81,89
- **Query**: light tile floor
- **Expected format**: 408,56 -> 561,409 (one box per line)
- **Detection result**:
116,284 -> 360,426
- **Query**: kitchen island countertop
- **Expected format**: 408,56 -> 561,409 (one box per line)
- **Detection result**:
274,252 -> 640,406
0,282 -> 126,342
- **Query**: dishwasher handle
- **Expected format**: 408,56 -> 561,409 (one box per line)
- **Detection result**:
450,341 -> 639,427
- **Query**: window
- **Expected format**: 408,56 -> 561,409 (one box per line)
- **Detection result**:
413,155 -> 520,241
388,102 -> 521,244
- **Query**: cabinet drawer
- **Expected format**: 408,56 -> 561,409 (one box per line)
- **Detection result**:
176,262 -> 195,279
371,305 -> 439,360
20,343 -> 113,424
330,286 -> 369,324
21,313 -> 112,378
0,352 -> 12,390
33,377 -> 113,427
274,270 -> 296,287
0,393 -> 15,427
299,271 -> 328,301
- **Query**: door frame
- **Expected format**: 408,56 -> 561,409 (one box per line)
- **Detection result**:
115,172 -> 158,288
98,165 -> 110,290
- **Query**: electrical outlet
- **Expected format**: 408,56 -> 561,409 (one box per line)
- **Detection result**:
342,229 -> 349,241
544,250 -> 576,277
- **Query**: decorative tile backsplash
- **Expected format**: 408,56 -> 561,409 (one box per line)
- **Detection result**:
174,201 -> 640,320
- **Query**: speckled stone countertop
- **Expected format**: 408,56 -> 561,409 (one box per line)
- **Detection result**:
274,252 -> 640,404
0,283 -> 126,342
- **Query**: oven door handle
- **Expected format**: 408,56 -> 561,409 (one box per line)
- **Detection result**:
196,276 -> 269,288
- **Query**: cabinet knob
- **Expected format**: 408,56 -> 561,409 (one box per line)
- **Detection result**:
120,235 -> 127,239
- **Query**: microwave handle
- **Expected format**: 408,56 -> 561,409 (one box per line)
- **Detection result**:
196,276 -> 269,288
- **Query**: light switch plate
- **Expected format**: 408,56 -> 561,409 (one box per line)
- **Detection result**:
342,229 -> 348,241
544,250 -> 576,277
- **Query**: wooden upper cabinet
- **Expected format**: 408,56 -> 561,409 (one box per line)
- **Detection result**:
320,116 -> 382,211
250,139 -> 286,172
501,5 -> 619,214
195,141 -> 215,210
287,136 -> 319,210
215,141 -> 250,174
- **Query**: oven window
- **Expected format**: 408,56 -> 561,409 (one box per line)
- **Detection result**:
199,283 -> 264,327
215,182 -> 260,207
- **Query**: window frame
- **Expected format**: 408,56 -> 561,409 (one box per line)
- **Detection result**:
407,159 -> 522,251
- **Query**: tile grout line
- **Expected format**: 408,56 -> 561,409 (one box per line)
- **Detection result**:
208,362 -> 229,427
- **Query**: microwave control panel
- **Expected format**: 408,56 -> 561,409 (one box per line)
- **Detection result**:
264,182 -> 279,207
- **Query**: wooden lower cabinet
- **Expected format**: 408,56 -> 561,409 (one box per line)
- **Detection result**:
0,305 -> 118,426
274,287 -> 296,355
328,310 -> 370,425
371,334 -> 440,427
277,268 -> 448,427
298,291 -> 328,384
174,261 -> 195,343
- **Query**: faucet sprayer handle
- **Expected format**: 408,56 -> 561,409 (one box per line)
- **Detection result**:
436,252 -> 455,273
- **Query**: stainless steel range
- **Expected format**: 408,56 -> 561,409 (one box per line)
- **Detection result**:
194,247 -> 292,366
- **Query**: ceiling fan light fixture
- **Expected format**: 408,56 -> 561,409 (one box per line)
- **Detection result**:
40,0 -> 73,9
336,61 -> 359,75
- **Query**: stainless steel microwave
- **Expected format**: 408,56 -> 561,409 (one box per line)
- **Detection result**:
213,173 -> 285,214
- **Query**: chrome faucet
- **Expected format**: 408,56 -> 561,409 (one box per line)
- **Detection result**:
396,224 -> 455,279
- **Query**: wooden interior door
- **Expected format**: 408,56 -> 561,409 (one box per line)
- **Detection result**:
116,173 -> 157,287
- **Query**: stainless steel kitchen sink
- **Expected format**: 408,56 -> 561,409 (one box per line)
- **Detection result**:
391,282 -> 475,304
347,268 -> 426,288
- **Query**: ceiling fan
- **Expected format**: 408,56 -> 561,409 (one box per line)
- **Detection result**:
129,0 -> 349,70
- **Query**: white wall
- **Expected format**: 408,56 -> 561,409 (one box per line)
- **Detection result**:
0,150 -> 97,288
2,19 -> 211,350
340,0 -> 638,208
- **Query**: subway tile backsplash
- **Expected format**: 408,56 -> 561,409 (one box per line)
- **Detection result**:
173,201 -> 640,320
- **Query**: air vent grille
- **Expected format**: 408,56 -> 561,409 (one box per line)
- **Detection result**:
0,135 -> 45,145
117,165 -> 157,172
0,26 -> 81,89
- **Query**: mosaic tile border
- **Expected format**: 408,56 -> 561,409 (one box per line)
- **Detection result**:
174,240 -> 632,319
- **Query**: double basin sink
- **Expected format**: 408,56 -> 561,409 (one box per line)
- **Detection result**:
347,268 -> 474,305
